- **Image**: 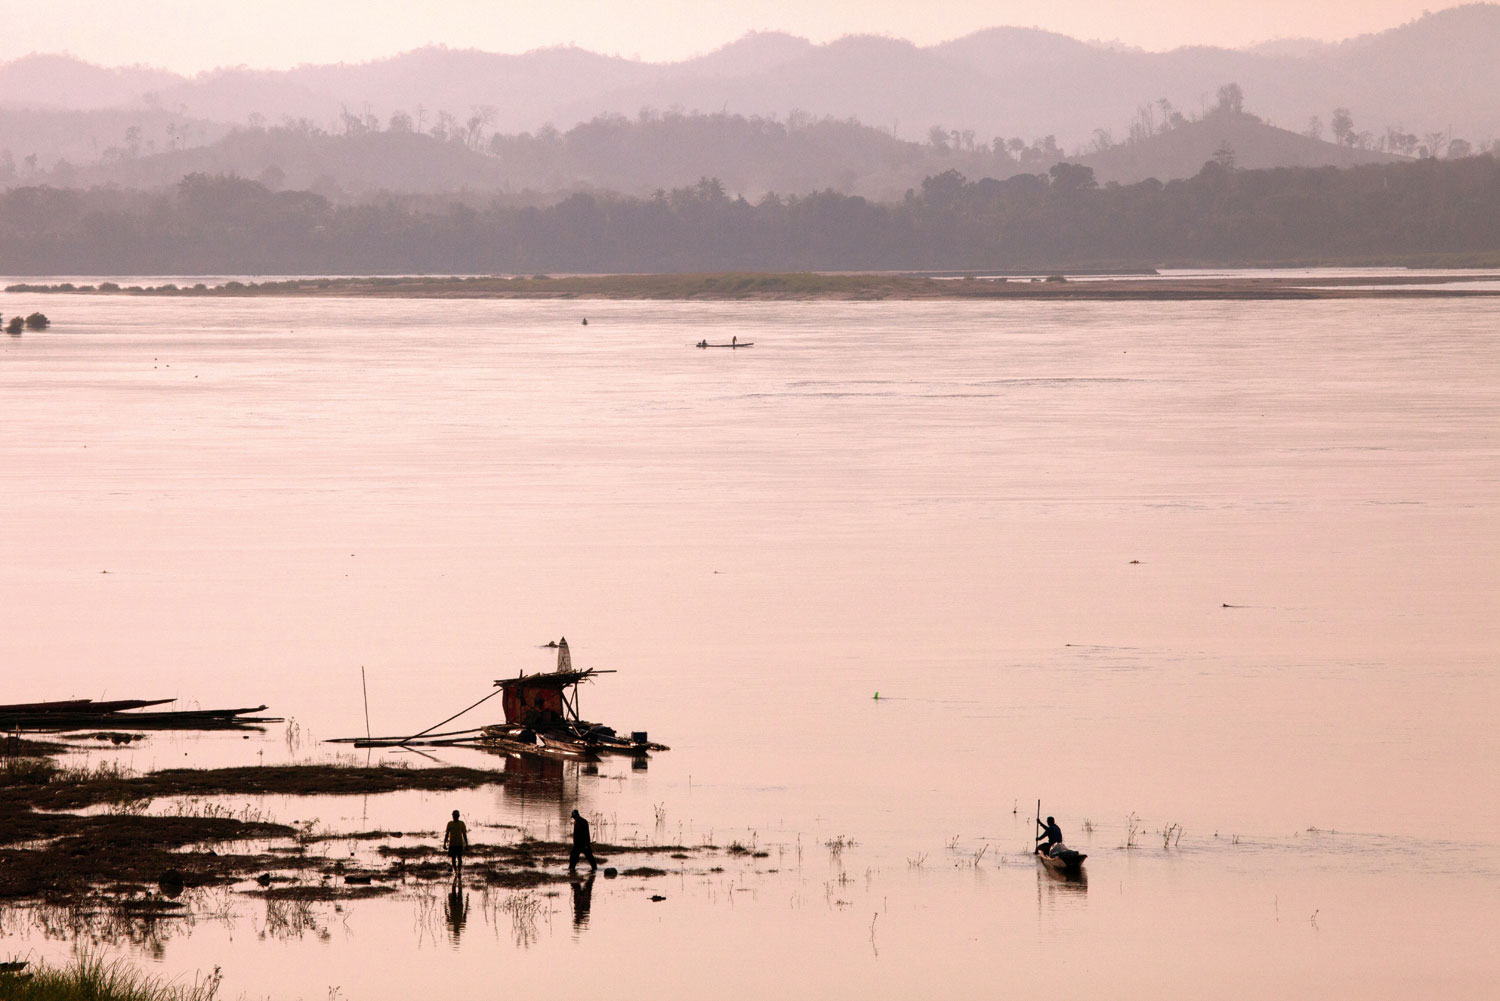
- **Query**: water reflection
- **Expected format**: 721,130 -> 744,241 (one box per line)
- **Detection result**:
2,897 -> 193,958
445,881 -> 469,945
488,751 -> 601,837
1035,863 -> 1088,907
570,872 -> 595,931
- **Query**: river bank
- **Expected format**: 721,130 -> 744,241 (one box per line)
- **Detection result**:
8,270 -> 1500,300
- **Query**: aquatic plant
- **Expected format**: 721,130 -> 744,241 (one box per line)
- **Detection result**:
259,896 -> 326,941
1161,823 -> 1184,848
1124,812 -> 1142,849
498,890 -> 546,947
824,835 -> 854,858
24,312 -> 49,330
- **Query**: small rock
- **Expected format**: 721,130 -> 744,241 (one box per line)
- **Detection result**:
158,869 -> 185,896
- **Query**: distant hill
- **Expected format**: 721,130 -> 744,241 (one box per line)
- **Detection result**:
0,107 -> 227,181
3,4 -> 1497,175
0,54 -> 178,109
25,115 -> 1014,201
28,128 -> 511,199
1077,109 -> 1401,184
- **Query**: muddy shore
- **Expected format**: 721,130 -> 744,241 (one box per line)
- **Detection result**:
0,753 -> 703,907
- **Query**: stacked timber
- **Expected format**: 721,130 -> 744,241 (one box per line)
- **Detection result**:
0,698 -> 280,730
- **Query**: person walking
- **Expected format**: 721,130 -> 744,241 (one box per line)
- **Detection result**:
569,808 -> 598,872
444,809 -> 469,873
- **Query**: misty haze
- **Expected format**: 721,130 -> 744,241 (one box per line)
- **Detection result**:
2,5 -> 1499,1001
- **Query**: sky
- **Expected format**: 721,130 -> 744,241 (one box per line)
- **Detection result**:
7,0 -> 1459,73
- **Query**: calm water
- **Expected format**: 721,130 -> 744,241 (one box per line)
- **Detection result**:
2,290 -> 1498,998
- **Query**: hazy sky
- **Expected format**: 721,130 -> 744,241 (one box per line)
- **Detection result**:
12,0 -> 1456,72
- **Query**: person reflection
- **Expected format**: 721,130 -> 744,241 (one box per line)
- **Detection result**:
571,871 -> 595,928
446,878 -> 469,943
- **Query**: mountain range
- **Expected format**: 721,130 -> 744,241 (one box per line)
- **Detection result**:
4,6 -> 1498,145
0,5 -> 1488,197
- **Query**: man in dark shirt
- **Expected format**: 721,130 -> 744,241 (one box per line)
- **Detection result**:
1036,815 -> 1063,857
569,808 -> 598,872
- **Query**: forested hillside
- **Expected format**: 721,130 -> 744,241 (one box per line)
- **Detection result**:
4,155 -> 1498,274
20,104 -> 1398,201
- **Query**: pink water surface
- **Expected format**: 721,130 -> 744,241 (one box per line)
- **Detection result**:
2,291 -> 1497,998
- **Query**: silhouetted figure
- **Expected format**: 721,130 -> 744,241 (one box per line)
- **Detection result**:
731,335 -> 737,347
446,882 -> 468,942
1036,815 -> 1063,857
581,318 -> 588,326
569,808 -> 598,871
444,809 -> 469,872
571,871 -> 595,927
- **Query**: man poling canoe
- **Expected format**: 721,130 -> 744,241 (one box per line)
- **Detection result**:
1034,799 -> 1087,875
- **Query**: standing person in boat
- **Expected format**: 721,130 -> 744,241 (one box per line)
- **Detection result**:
1036,815 -> 1063,857
569,808 -> 599,872
444,809 -> 469,873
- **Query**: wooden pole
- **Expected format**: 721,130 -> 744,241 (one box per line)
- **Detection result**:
400,686 -> 506,745
361,667 -> 372,742
1035,799 -> 1041,853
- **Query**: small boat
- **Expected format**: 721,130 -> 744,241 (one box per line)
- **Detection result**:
695,340 -> 753,348
1035,844 -> 1087,876
479,637 -> 668,757
0,698 -> 173,715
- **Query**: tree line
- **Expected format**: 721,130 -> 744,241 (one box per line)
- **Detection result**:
3,154 -> 1500,274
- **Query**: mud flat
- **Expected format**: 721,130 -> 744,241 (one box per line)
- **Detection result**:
9,271 -> 1500,300
1,754 -> 710,906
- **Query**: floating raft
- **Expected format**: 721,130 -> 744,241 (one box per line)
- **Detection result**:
0,698 -> 281,730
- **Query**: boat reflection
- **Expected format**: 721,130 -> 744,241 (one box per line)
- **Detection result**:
1036,863 -> 1088,894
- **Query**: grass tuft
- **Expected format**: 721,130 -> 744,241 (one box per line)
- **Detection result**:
0,952 -> 223,1001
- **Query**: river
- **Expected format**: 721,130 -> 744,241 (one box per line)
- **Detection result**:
2,288 -> 1497,998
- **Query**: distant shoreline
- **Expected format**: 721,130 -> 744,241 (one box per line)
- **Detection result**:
7,272 -> 1500,301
